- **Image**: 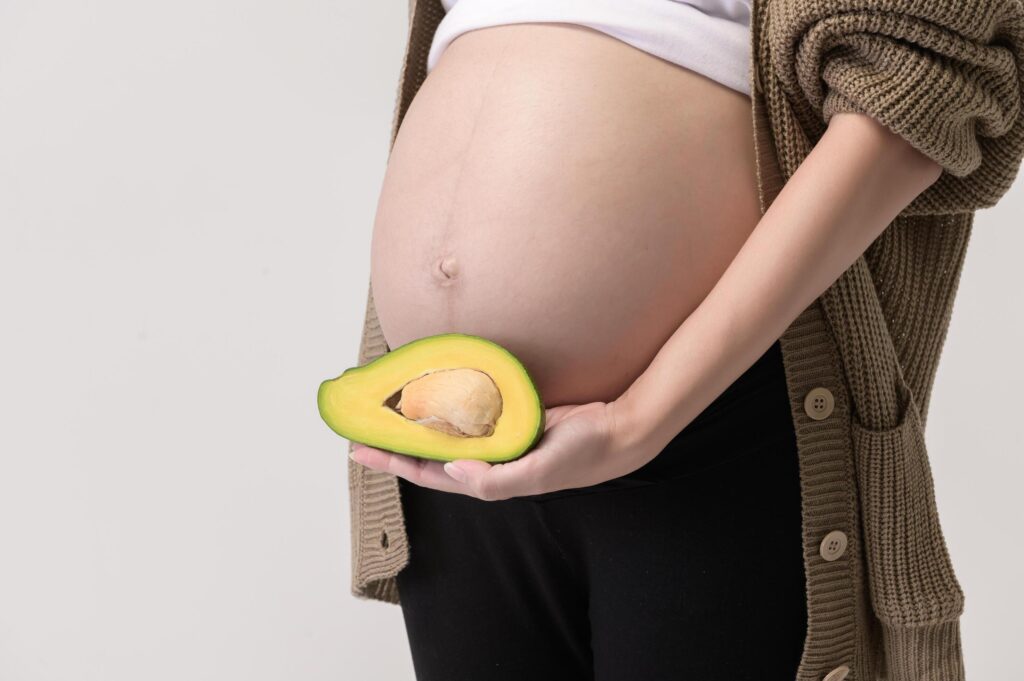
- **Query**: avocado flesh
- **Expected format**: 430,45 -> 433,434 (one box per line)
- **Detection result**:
318,333 -> 545,463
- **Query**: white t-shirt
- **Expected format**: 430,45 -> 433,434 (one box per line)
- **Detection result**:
427,0 -> 753,96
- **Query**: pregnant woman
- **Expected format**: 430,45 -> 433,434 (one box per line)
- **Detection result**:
344,1 -> 1024,679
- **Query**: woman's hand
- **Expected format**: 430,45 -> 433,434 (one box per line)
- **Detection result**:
349,400 -> 655,501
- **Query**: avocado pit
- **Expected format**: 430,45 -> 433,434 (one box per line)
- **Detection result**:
389,368 -> 503,437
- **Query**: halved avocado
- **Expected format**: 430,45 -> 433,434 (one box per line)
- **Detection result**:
318,333 -> 545,463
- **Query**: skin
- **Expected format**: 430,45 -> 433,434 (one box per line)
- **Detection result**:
352,23 -> 943,500
369,23 -> 763,409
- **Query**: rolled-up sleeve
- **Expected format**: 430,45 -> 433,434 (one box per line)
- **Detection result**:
767,0 -> 1024,215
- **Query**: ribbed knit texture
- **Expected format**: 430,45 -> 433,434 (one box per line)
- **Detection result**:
345,1 -> 1024,679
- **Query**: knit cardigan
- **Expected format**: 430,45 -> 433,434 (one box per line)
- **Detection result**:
344,1 -> 1024,679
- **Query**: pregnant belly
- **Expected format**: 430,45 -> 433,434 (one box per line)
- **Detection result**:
370,23 -> 763,409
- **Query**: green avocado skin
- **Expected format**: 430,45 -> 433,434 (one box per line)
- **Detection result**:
318,333 -> 546,463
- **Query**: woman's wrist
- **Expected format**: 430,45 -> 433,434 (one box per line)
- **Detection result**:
608,387 -> 679,463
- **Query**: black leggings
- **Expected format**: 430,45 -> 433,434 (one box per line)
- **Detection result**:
396,339 -> 807,681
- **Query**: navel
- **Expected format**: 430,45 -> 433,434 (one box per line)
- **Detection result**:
434,255 -> 459,284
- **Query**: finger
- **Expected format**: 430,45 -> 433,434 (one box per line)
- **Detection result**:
352,444 -> 466,494
449,449 -> 547,501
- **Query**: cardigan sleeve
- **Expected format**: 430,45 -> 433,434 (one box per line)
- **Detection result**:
767,0 -> 1024,215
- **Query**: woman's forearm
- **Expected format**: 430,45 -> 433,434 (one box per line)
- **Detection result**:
610,112 -> 945,458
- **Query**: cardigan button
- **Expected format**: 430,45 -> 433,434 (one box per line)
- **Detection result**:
804,387 -> 835,420
819,530 -> 848,561
822,664 -> 851,681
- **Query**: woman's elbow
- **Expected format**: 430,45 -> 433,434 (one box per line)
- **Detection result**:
827,110 -> 945,199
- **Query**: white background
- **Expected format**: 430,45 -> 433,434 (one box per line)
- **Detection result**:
1,2 -> 1021,679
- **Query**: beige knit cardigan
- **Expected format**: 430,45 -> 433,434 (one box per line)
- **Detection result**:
343,1 -> 1024,679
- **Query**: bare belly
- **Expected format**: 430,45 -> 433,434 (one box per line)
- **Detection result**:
370,23 -> 763,409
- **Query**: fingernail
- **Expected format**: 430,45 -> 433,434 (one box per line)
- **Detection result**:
349,450 -> 361,463
444,462 -> 468,483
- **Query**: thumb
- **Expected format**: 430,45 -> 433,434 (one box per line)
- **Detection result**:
443,458 -> 491,483
543,404 -> 579,431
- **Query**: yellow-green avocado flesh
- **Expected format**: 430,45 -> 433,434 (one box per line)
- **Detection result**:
318,333 -> 546,463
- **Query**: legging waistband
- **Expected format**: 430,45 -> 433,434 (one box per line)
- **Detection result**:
686,337 -> 788,432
